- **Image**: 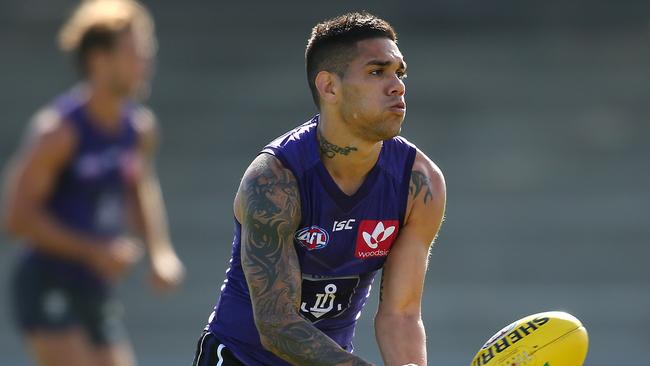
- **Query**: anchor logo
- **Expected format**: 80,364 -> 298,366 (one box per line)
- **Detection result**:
299,275 -> 359,323
301,284 -> 341,319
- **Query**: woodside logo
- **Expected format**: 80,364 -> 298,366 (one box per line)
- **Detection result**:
355,220 -> 399,259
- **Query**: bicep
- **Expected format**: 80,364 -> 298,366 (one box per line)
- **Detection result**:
133,106 -> 158,160
131,106 -> 158,185
378,154 -> 446,315
126,107 -> 159,201
378,227 -> 430,315
238,154 -> 302,325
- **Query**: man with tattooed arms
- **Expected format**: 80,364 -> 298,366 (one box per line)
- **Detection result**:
192,12 -> 446,366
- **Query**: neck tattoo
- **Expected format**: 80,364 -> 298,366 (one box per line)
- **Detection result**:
318,131 -> 358,159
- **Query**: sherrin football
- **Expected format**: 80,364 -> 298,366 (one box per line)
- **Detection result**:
471,311 -> 589,366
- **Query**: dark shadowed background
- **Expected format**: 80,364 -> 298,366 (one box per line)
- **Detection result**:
1,1 -> 649,365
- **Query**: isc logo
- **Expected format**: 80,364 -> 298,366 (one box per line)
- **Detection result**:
295,226 -> 330,251
332,219 -> 355,232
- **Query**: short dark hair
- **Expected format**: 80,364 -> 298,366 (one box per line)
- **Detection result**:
305,12 -> 397,108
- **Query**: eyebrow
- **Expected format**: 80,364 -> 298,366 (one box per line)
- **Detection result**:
365,59 -> 408,71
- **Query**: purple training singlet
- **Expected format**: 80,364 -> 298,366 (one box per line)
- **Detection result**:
207,115 -> 416,365
21,88 -> 140,290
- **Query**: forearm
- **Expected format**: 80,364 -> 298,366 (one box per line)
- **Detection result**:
7,206 -> 98,263
259,315 -> 373,366
375,314 -> 427,366
131,174 -> 173,256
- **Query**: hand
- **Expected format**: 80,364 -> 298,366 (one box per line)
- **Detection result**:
149,248 -> 185,292
89,237 -> 143,282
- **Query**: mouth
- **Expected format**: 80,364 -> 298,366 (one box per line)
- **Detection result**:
389,101 -> 406,113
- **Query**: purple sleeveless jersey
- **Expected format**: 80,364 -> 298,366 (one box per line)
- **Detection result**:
21,88 -> 139,290
207,115 -> 416,365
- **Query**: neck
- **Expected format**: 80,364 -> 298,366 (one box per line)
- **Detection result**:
317,110 -> 383,194
85,81 -> 125,133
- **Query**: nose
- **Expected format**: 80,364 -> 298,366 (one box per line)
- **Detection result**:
389,75 -> 405,96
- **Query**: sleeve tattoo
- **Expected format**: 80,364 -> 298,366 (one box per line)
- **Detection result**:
240,155 -> 372,366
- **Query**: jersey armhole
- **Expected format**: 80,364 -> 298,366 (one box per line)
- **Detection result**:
398,146 -> 417,226
258,147 -> 291,174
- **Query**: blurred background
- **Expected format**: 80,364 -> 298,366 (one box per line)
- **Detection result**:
1,0 -> 649,365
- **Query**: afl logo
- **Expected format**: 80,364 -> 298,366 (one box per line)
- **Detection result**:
295,226 -> 330,251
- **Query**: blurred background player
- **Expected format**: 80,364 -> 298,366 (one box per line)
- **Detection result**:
1,1 -> 184,365
192,12 -> 446,366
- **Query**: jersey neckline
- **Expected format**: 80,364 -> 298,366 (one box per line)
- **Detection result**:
311,116 -> 385,213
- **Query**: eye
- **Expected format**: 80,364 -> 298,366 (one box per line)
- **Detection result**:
370,69 -> 384,76
397,70 -> 407,80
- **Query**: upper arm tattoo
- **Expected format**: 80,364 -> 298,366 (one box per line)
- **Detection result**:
240,157 -> 301,312
409,170 -> 433,204
239,156 -> 371,366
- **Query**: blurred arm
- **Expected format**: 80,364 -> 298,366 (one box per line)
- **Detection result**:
1,109 -> 99,262
375,151 -> 446,366
238,153 -> 373,366
127,108 -> 184,290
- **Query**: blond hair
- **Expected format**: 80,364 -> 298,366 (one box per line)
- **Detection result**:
58,0 -> 156,59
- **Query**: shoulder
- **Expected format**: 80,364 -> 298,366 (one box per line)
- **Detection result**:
24,107 -> 78,157
242,153 -> 299,192
4,106 -> 79,176
234,153 -> 301,223
405,149 -> 446,224
411,149 -> 445,199
132,105 -> 157,133
263,118 -> 317,154
131,105 -> 158,153
261,117 -> 320,176
265,118 -> 317,149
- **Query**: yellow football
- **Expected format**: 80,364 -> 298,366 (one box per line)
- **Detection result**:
471,311 -> 589,366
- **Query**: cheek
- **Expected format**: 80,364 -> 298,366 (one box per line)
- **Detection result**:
115,52 -> 144,79
342,82 -> 381,113
107,56 -> 127,81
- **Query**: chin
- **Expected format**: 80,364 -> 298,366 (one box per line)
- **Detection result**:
123,83 -> 149,100
383,126 -> 401,140
385,116 -> 404,137
375,122 -> 402,141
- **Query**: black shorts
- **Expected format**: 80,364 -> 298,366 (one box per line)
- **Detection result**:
11,258 -> 126,346
192,331 -> 245,366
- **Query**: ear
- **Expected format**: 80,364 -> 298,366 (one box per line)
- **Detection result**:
315,70 -> 340,106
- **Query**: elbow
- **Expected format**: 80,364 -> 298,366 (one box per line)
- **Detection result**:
258,332 -> 275,352
254,317 -> 282,352
375,311 -> 425,344
375,310 -> 423,329
3,204 -> 29,237
254,314 -> 302,353
2,209 -> 20,236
